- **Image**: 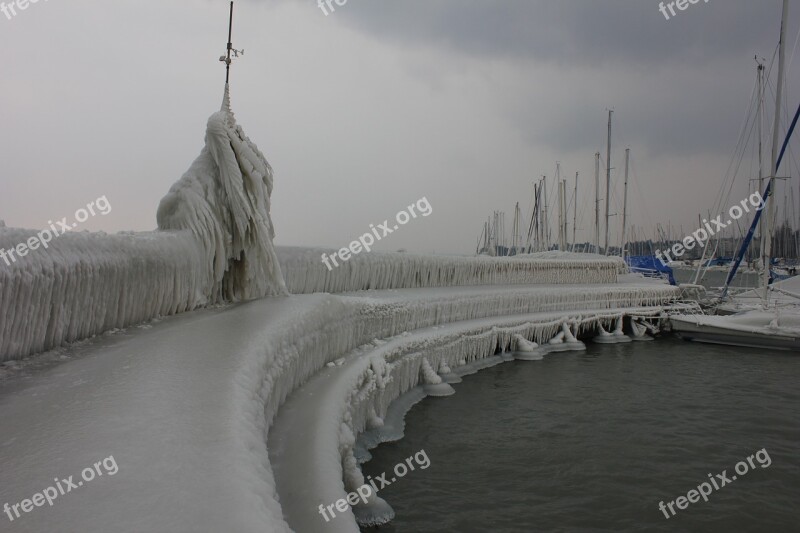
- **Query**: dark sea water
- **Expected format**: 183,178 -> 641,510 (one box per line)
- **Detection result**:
671,266 -> 760,290
361,338 -> 800,533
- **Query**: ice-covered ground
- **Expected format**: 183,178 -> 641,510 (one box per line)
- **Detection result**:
0,280 -> 679,533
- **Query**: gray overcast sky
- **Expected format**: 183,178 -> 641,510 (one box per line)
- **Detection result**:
2,0 -> 800,254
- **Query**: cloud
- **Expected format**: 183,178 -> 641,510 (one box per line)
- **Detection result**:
316,0 -> 781,67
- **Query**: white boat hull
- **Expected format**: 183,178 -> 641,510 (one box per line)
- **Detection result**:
670,311 -> 800,351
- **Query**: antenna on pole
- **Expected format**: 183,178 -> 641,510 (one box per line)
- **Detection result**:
219,1 -> 244,85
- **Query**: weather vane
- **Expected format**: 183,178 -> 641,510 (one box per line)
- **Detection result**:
219,1 -> 244,84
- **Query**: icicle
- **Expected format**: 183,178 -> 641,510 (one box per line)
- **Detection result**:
613,316 -> 632,343
513,333 -> 545,361
593,322 -> 617,344
545,331 -> 571,352
366,407 -> 384,429
561,321 -> 586,350
629,318 -> 654,342
420,358 -> 455,396
438,361 -> 462,384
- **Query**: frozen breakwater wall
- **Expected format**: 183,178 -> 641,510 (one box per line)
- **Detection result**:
0,94 -> 627,363
277,247 -> 625,293
0,226 -> 626,362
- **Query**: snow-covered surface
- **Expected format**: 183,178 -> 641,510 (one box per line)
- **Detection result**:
0,280 -> 678,533
724,275 -> 800,309
671,308 -> 800,335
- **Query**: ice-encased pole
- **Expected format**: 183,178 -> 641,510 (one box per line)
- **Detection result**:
225,2 -> 234,84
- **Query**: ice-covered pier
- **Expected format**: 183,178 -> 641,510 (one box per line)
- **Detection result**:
0,94 -> 681,533
0,256 -> 679,532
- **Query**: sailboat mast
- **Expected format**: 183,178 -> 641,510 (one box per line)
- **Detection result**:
594,152 -> 600,253
621,148 -> 630,260
757,58 -> 765,262
764,0 -> 789,302
556,163 -> 564,250
564,180 -> 568,249
572,172 -> 579,252
560,180 -> 564,250
542,176 -> 549,250
605,110 -> 613,255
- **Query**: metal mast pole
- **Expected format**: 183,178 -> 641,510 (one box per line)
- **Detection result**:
594,152 -> 600,253
542,176 -> 549,250
572,172 -> 579,252
621,148 -> 630,260
757,58 -> 766,267
764,0 -> 789,302
556,163 -> 563,250
562,180 -> 568,250
558,180 -> 565,250
605,110 -> 613,255
225,2 -> 234,84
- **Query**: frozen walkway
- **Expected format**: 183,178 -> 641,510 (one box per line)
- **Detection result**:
0,281 -> 678,532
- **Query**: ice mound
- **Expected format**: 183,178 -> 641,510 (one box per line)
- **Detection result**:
157,85 -> 287,301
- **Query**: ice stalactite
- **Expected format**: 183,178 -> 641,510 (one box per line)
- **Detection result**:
513,333 -> 544,361
593,315 -> 632,344
438,361 -> 462,384
594,323 -> 615,343
420,357 -> 455,396
630,318 -> 654,341
612,316 -> 632,343
561,321 -> 587,350
157,85 -> 287,302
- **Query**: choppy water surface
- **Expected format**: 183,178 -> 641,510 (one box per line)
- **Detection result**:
361,338 -> 800,533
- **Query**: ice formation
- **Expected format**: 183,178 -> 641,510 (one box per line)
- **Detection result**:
0,228 -> 207,361
630,317 -> 655,341
0,264 -> 681,533
437,361 -> 462,383
0,88 -> 288,361
0,81 -> 688,533
265,282 -> 680,531
157,85 -> 287,302
278,246 -> 626,294
420,357 -> 455,396
0,228 -> 632,362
